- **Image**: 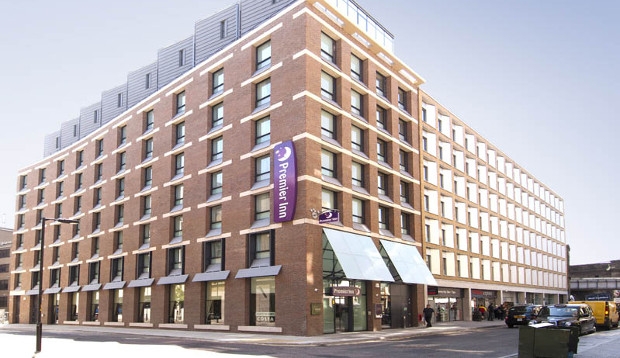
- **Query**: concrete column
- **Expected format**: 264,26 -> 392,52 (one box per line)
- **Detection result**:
498,290 -> 504,305
463,288 -> 472,321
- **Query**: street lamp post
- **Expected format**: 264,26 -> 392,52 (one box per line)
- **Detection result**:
35,217 -> 79,355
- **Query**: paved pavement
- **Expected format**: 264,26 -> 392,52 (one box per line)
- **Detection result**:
1,319 -> 506,346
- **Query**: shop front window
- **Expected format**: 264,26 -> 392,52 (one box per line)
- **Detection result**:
89,291 -> 99,321
250,276 -> 275,326
168,284 -> 185,323
138,287 -> 151,323
112,289 -> 123,322
206,281 -> 225,324
69,292 -> 79,321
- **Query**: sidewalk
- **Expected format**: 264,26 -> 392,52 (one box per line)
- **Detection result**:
1,319 -> 506,346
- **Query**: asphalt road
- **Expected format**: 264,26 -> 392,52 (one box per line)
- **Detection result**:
2,325 -> 520,357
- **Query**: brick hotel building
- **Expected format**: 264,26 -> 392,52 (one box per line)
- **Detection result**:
9,0 -> 567,335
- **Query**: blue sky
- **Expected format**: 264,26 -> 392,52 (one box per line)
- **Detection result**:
0,0 -> 617,264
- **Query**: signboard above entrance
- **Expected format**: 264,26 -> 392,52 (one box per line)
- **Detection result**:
328,286 -> 361,297
319,210 -> 339,224
273,141 -> 297,223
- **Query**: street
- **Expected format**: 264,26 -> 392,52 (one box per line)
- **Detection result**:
2,324 -> 620,357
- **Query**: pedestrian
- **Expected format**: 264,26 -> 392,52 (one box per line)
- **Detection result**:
488,303 -> 495,321
423,304 -> 435,328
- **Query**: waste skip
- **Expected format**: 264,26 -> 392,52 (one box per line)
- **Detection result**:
518,323 -> 579,358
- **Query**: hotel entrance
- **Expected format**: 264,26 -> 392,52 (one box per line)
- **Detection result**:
323,281 -> 367,333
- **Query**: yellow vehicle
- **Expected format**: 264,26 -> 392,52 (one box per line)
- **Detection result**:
570,301 -> 619,330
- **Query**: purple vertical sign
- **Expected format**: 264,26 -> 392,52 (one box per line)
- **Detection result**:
273,141 -> 297,223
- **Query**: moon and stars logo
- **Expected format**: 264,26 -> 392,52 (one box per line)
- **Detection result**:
276,146 -> 292,162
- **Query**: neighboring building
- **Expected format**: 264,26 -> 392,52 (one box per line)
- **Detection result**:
10,0 -> 567,335
0,227 -> 13,323
569,261 -> 620,302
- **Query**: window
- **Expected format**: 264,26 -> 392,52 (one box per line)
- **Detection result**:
18,195 -> 25,210
96,139 -> 103,158
378,206 -> 389,230
117,93 -> 123,108
145,110 -> 154,132
321,149 -> 336,178
173,184 -> 184,207
351,162 -> 364,187
173,215 -> 183,239
212,102 -> 223,128
321,110 -> 336,139
143,166 -> 152,189
398,119 -> 408,142
58,160 -> 65,176
204,239 -> 224,272
114,232 -> 123,253
250,231 -> 272,266
424,195 -> 430,211
399,150 -> 409,172
255,116 -> 270,145
93,212 -> 101,232
115,178 -> 124,200
377,139 -> 387,163
256,41 -> 271,71
320,71 -> 336,101
17,214 -> 24,229
376,72 -> 386,97
211,171 -> 223,195
119,126 -> 127,146
220,19 -> 227,39
89,261 -> 100,283
210,205 -> 222,230
137,253 -> 151,280
211,136 -> 223,162
39,168 -> 46,184
19,175 -> 27,190
351,125 -> 363,152
142,195 -> 152,217
422,107 -> 427,122
94,187 -> 102,207
212,68 -> 224,95
255,155 -> 270,183
57,181 -> 64,198
55,136 -> 60,149
320,32 -> 336,63
352,198 -> 364,224
94,163 -> 102,182
376,106 -> 387,130
351,90 -> 362,116
141,224 -> 151,248
255,193 -> 270,221
174,153 -> 185,176
398,88 -> 407,111
377,172 -> 388,196
321,188 -> 336,211
175,122 -> 185,146
145,73 -> 151,89
400,181 -> 410,204
423,165 -> 429,181
94,109 -> 99,123
168,247 -> 184,275
351,54 -> 362,81
118,152 -> 127,172
76,173 -> 83,191
178,49 -> 185,67
256,78 -> 271,108
91,237 -> 100,257
176,91 -> 186,115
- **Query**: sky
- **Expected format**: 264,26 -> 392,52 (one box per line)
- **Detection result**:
0,0 -> 617,265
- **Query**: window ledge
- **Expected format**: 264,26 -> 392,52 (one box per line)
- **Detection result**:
380,229 -> 394,238
206,228 -> 222,238
250,219 -> 270,229
352,149 -> 368,160
353,223 -> 370,232
251,141 -> 271,153
207,159 -> 223,169
158,323 -> 188,329
251,180 -> 271,191
352,186 -> 369,196
379,195 -> 393,204
321,136 -> 341,148
238,326 -> 282,333
321,175 -> 342,187
195,324 -> 230,331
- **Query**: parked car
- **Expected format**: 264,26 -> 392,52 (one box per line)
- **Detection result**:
530,304 -> 596,335
505,305 -> 542,328
570,301 -> 619,330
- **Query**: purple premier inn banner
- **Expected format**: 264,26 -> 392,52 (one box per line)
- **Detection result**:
273,141 -> 297,223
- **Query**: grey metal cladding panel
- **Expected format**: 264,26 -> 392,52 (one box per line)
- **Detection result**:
194,5 -> 238,64
240,0 -> 296,35
127,62 -> 158,108
101,83 -> 128,124
43,131 -> 61,157
60,118 -> 80,149
79,102 -> 102,138
157,36 -> 194,88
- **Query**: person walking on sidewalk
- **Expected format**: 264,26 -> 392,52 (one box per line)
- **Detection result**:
423,304 -> 435,327
487,303 -> 495,321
